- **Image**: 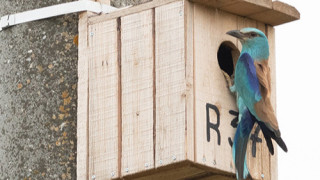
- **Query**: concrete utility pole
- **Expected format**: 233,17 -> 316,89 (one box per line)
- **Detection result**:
0,0 -> 150,179
0,0 -> 78,179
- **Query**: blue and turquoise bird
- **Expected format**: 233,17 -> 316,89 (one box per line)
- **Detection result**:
227,28 -> 288,180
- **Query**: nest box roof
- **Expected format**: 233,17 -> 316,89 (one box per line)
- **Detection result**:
190,0 -> 300,26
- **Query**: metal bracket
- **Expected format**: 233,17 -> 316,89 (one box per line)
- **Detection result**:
0,1 -> 118,31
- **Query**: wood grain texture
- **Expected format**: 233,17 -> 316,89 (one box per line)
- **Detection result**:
189,0 -> 298,26
155,1 -> 186,167
193,3 -> 238,173
112,160 -> 237,180
89,0 -> 179,25
267,25 -> 278,180
199,175 -> 235,180
77,12 -> 89,180
89,0 -> 299,27
88,19 -> 119,179
97,0 -> 110,5
189,0 -> 238,9
190,0 -> 272,9
120,9 -> 154,175
249,1 -> 300,26
259,22 -> 272,180
190,0 -> 299,26
132,165 -> 204,180
267,25 -> 276,113
184,0 -> 195,161
220,0 -> 272,17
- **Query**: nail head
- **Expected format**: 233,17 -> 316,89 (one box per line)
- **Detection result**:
172,155 -> 176,161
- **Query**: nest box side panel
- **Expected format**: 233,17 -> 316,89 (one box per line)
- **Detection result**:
258,22 -> 272,180
120,9 -> 155,175
193,4 -> 238,173
267,25 -> 278,180
77,12 -> 90,180
267,26 -> 276,120
88,20 -> 120,179
155,1 -> 187,167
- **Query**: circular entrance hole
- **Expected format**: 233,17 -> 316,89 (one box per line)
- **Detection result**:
217,41 -> 240,76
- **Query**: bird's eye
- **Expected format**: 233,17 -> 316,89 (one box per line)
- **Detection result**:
250,33 -> 257,37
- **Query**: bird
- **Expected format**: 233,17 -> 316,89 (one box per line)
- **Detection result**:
226,27 -> 288,180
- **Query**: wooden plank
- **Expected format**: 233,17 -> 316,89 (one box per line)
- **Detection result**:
258,22 -> 271,180
189,0 -> 298,26
220,0 -> 272,17
184,0 -> 195,161
120,9 -> 154,175
249,1 -> 300,26
112,160 -> 240,180
88,19 -> 119,179
199,175 -> 235,180
267,26 -> 276,110
270,146 -> 278,180
89,0 -> 299,28
190,0 -> 272,9
97,0 -> 110,5
155,1 -> 186,167
267,25 -> 278,180
133,165 -> 204,180
189,0 -> 238,9
113,161 -> 207,180
89,0 -> 180,25
193,3 -> 239,173
77,12 -> 89,180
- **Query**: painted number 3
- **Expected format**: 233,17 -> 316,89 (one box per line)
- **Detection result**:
206,103 -> 262,157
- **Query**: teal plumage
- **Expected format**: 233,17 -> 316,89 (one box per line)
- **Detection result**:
237,28 -> 269,61
227,28 -> 287,180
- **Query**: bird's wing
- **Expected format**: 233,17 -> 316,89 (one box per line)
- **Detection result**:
253,60 -> 280,137
234,53 -> 262,106
254,60 -> 271,98
235,53 -> 280,137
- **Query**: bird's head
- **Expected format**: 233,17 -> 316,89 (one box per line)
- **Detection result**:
227,27 -> 269,60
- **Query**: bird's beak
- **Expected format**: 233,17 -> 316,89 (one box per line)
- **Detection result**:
226,30 -> 245,40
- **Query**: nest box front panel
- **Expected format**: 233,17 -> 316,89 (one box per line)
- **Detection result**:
121,9 -> 155,175
155,1 -> 187,169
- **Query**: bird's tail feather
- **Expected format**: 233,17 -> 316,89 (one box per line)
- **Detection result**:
256,119 -> 288,153
233,108 -> 255,180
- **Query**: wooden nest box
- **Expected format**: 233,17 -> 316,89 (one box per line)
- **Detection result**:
77,0 -> 299,179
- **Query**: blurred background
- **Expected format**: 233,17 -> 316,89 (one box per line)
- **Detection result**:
276,0 -> 320,179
